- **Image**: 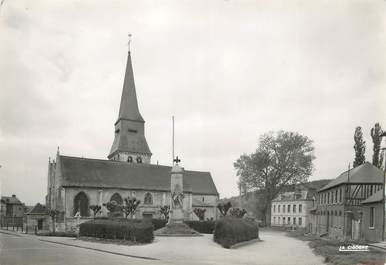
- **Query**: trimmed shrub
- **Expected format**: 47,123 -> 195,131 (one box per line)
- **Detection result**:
151,219 -> 168,230
79,218 -> 153,243
184,220 -> 215,234
213,217 -> 259,248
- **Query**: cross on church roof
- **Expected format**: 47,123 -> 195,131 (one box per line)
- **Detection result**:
174,156 -> 181,165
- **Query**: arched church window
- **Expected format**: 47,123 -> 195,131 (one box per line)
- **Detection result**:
136,156 -> 142,163
128,156 -> 133,163
73,192 -> 89,217
110,193 -> 123,205
144,193 -> 153,205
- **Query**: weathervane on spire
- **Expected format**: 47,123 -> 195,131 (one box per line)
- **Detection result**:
128,33 -> 132,52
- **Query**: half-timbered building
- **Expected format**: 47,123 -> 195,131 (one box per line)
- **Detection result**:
309,162 -> 383,240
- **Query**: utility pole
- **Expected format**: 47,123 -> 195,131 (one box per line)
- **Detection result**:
379,131 -> 386,241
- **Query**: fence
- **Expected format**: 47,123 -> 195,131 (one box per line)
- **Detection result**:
0,216 -> 24,232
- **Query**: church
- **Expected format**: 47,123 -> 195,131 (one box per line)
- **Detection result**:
46,47 -> 219,232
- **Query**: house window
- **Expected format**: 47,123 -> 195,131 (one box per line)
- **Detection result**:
293,204 -> 296,213
283,205 -> 285,213
144,193 -> 153,205
287,205 -> 290,213
339,188 -> 342,202
293,217 -> 296,225
136,156 -> 142,163
283,217 -> 285,224
370,207 -> 375,228
298,217 -> 302,226
335,190 -> 338,203
278,205 -> 281,213
73,192 -> 89,217
327,193 -> 330,204
273,205 -> 276,213
127,156 -> 133,163
287,217 -> 291,224
273,217 -> 276,224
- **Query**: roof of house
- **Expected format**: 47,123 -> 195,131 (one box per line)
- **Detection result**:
59,155 -> 219,196
272,189 -> 315,202
319,162 -> 383,192
361,190 -> 383,204
1,196 -> 22,205
27,203 -> 49,215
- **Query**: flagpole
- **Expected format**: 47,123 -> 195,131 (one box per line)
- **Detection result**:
172,116 -> 175,165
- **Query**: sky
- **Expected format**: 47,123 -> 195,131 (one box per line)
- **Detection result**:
0,0 -> 385,205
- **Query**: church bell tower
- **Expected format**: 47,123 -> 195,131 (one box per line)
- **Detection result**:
108,48 -> 152,164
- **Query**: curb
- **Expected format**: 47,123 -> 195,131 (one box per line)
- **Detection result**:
38,239 -> 160,261
230,238 -> 262,249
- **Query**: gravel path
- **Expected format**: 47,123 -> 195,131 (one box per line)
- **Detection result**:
25,229 -> 325,265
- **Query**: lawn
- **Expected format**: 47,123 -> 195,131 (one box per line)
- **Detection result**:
286,230 -> 386,265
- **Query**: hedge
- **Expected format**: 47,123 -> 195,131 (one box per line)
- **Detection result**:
79,219 -> 153,243
185,220 -> 215,234
151,219 -> 168,230
213,217 -> 259,248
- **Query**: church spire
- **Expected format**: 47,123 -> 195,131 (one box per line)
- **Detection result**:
108,39 -> 152,163
116,48 -> 144,124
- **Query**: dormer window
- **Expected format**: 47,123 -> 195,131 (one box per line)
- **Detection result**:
136,156 -> 142,163
115,129 -> 120,134
127,156 -> 133,163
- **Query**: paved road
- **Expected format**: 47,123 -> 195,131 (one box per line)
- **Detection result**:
0,230 -> 325,265
0,233 -> 155,265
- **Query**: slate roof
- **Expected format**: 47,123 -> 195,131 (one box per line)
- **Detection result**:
59,156 -> 219,196
319,162 -> 383,192
27,203 -> 49,215
361,190 -> 383,204
272,190 -> 313,202
116,51 -> 144,123
1,196 -> 22,205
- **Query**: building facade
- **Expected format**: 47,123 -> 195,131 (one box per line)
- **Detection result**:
46,49 -> 219,232
0,195 -> 24,228
271,189 -> 316,229
309,162 -> 383,241
360,190 -> 384,242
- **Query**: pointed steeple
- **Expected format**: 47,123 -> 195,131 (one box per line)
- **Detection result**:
116,51 -> 144,124
108,43 -> 152,163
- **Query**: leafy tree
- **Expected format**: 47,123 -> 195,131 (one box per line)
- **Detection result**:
160,205 -> 170,220
371,123 -> 383,168
229,208 -> 247,218
122,197 -> 141,219
193,208 -> 206,221
234,131 -> 315,225
217,202 -> 232,217
89,205 -> 102,218
353,126 -> 366,167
